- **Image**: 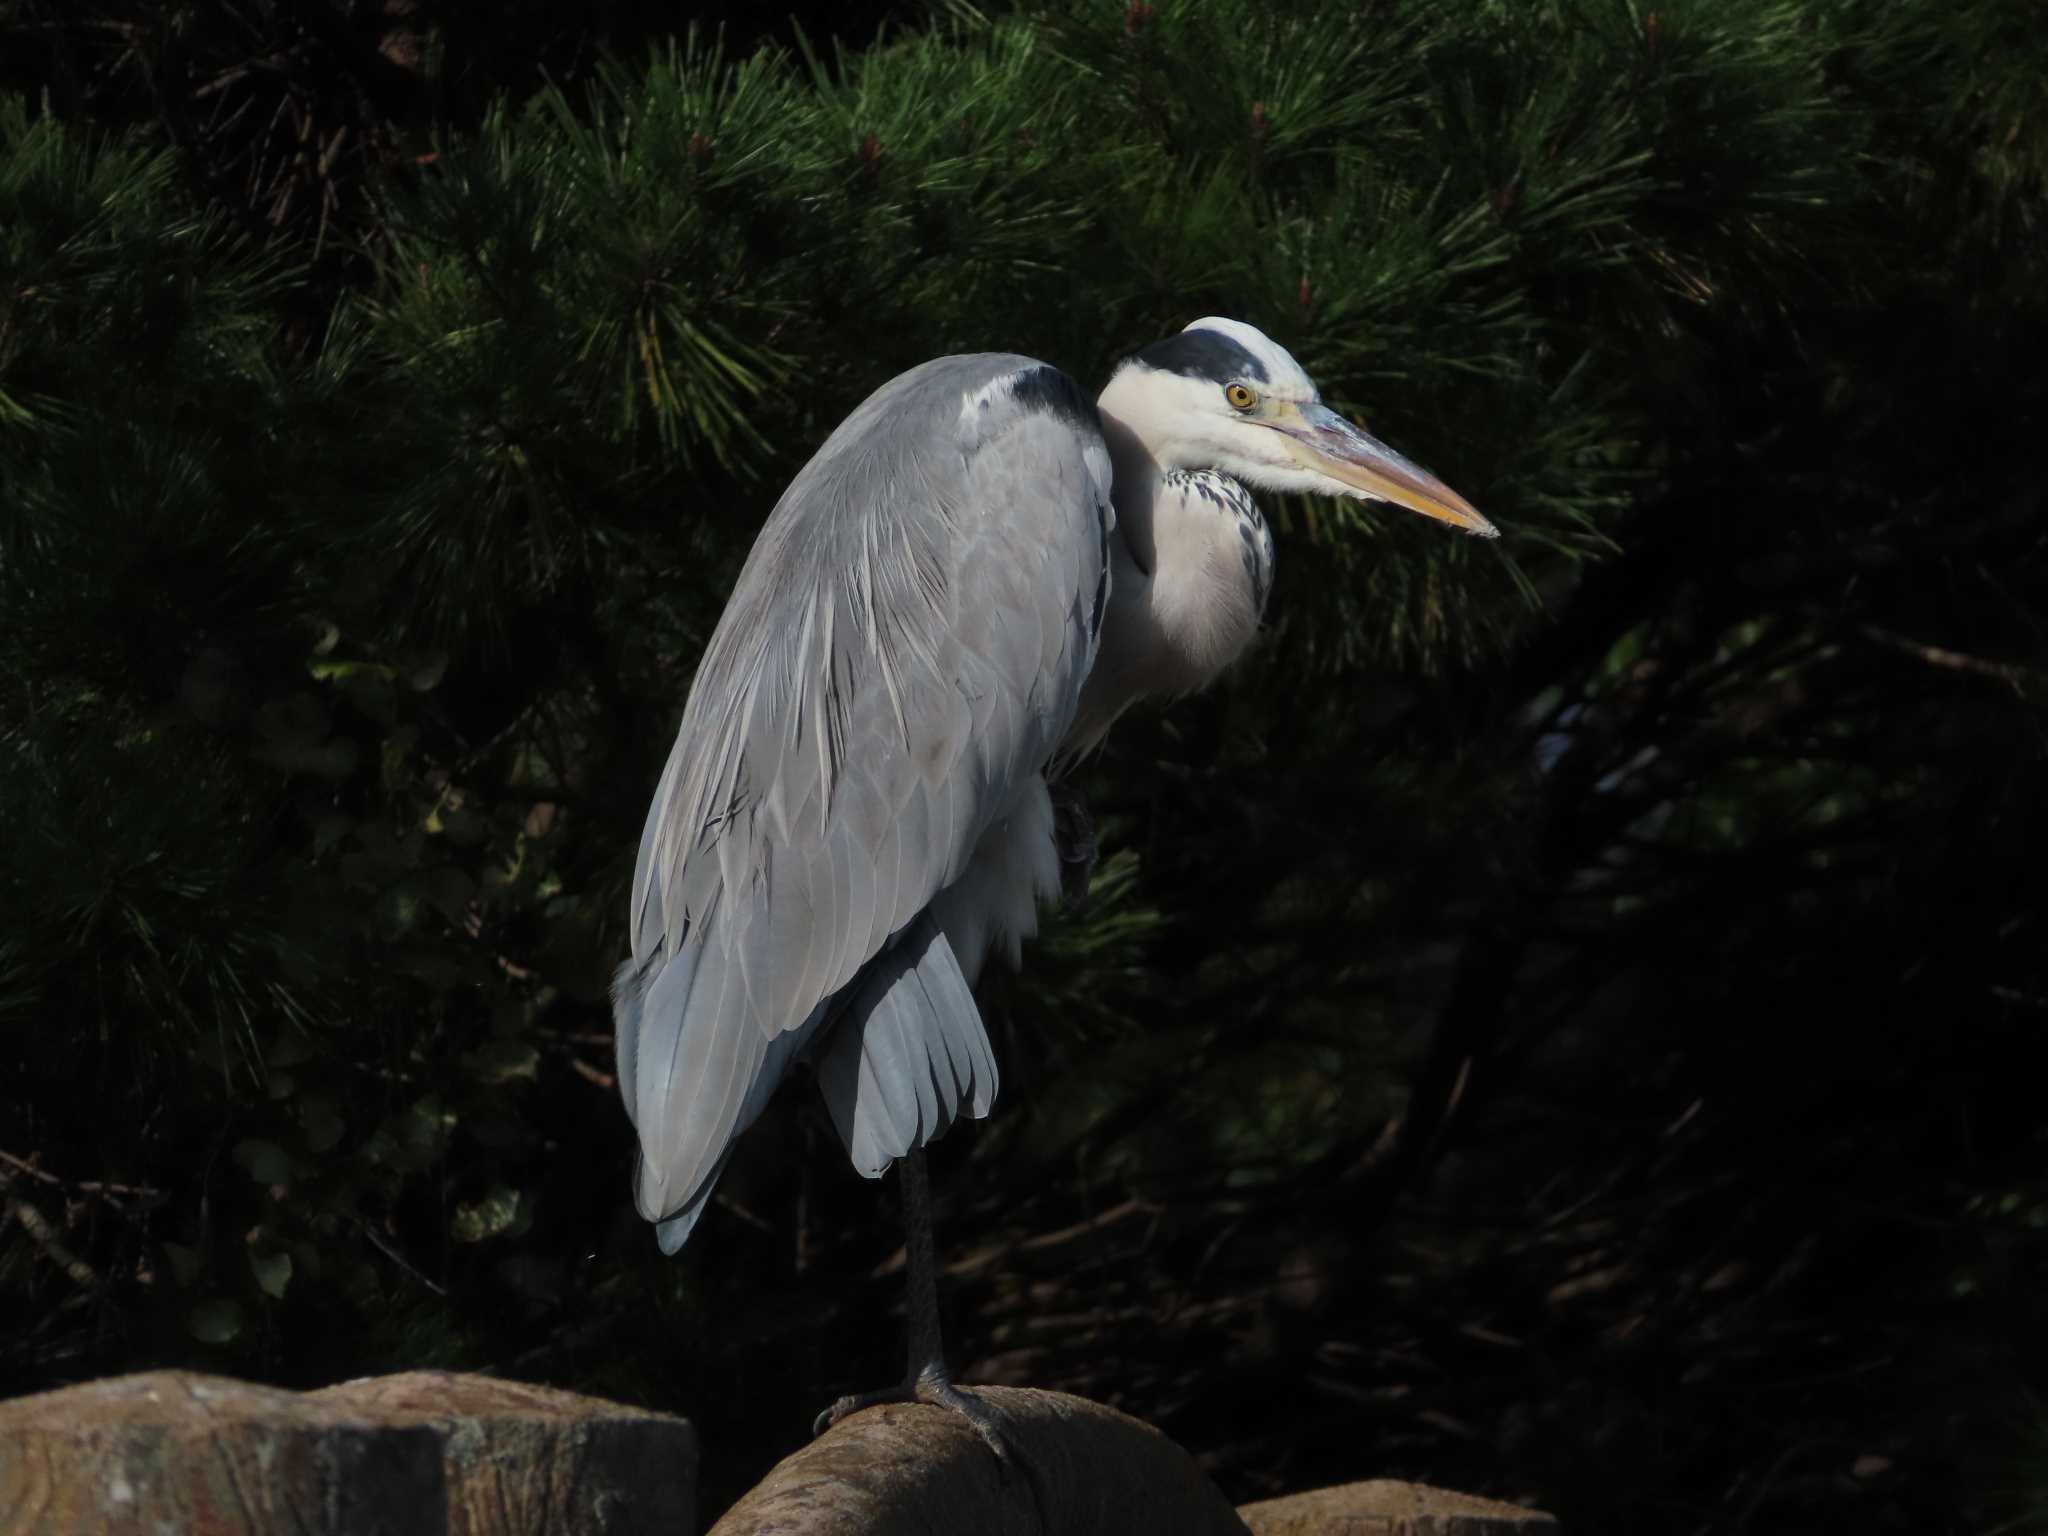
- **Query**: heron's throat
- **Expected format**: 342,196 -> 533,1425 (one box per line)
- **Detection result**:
1065,399 -> 1267,757
1096,405 -> 1161,576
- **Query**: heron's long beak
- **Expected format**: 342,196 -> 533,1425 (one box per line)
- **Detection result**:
1280,404 -> 1498,538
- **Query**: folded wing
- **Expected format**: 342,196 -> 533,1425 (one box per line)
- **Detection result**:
615,354 -> 1115,1234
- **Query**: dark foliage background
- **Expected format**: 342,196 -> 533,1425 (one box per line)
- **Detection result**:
2,2 -> 2043,1531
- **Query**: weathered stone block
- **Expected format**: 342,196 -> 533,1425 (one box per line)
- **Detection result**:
0,1372 -> 444,1535
0,1369 -> 696,1536
1238,1479 -> 1556,1536
314,1370 -> 696,1536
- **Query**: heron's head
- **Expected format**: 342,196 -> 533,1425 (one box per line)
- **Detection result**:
1099,317 -> 1496,538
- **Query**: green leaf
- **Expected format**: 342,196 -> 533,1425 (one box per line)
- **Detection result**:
298,1095 -> 346,1154
249,1248 -> 293,1300
463,1038 -> 540,1084
452,1185 -> 530,1243
404,651 -> 448,691
186,1298 -> 243,1344
365,1097 -> 457,1172
162,1241 -> 204,1287
233,1138 -> 293,1185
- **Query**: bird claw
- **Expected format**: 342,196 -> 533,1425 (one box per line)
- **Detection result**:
813,1370 -> 1017,1467
1050,784 -> 1098,914
812,1393 -> 875,1439
915,1372 -> 1016,1466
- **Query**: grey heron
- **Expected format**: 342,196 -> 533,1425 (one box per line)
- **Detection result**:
614,317 -> 1493,1449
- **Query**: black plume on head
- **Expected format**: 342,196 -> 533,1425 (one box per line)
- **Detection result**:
1130,328 -> 1271,385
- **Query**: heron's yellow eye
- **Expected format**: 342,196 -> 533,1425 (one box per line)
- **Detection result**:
1225,383 -> 1257,410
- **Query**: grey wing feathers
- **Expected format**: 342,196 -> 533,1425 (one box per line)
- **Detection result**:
617,353 -> 1112,1230
614,943 -> 823,1246
813,912 -> 997,1179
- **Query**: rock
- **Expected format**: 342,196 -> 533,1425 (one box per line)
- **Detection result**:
709,1385 -> 1249,1536
0,1371 -> 443,1535
1,1369 -> 1549,1536
0,1369 -> 696,1536
314,1371 -> 696,1536
1238,1479 -> 1556,1535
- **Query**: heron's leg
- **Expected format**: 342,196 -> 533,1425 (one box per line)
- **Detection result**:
899,1140 -> 945,1378
1049,781 -> 1098,913
812,1148 -> 1013,1462
897,1148 -> 1015,1454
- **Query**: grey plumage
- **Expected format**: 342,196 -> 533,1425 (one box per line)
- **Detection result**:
617,353 -> 1113,1237
614,317 -> 1495,1255
813,911 -> 998,1180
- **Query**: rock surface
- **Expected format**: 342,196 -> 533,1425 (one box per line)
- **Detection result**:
0,1369 -> 695,1536
709,1385 -> 1250,1536
1238,1479 -> 1557,1535
315,1370 -> 696,1536
0,1371 -> 443,1535
0,1369 -> 1554,1535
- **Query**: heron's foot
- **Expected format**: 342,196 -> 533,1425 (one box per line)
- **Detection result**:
1049,783 -> 1098,914
812,1384 -> 905,1438
812,1367 -> 1016,1466
913,1370 -> 1016,1465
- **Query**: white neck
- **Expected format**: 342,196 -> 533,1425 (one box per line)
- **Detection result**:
1061,378 -> 1267,760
